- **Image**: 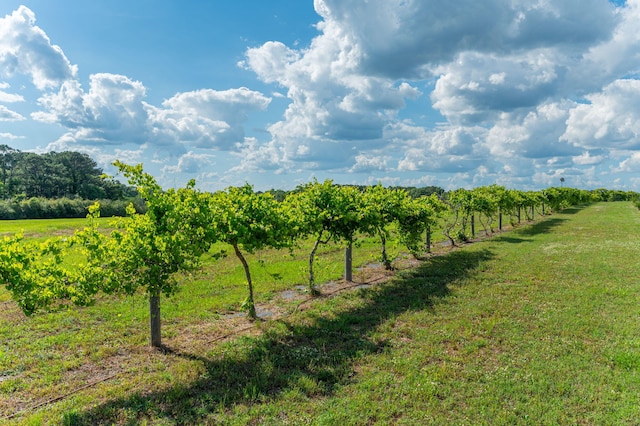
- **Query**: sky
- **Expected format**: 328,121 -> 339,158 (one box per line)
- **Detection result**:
1,0 -> 639,192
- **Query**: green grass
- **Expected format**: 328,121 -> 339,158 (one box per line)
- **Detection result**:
0,217 -> 115,239
3,203 -> 640,424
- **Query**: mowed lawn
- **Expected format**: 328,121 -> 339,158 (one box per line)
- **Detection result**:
2,202 -> 640,424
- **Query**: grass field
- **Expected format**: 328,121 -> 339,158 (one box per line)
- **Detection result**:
2,202 -> 640,424
0,217 -> 115,240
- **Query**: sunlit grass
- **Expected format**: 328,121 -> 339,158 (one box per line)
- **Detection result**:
0,217 -> 115,241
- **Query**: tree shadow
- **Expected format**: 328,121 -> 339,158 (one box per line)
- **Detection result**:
65,249 -> 494,425
495,236 -> 532,244
553,206 -> 586,215
516,217 -> 567,237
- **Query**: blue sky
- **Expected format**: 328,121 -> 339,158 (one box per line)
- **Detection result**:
1,1 -> 640,191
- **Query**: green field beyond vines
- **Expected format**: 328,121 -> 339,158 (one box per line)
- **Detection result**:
2,201 -> 640,424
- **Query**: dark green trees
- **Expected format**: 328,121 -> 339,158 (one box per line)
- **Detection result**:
0,145 -> 135,201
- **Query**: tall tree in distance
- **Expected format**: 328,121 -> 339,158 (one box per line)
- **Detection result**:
0,145 -> 136,202
0,145 -> 19,198
56,151 -> 105,199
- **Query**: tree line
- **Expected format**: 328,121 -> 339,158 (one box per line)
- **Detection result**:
0,162 -> 638,348
0,145 -> 140,219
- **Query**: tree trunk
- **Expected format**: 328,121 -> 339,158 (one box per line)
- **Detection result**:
233,243 -> 257,320
425,224 -> 431,254
149,290 -> 162,348
444,211 -> 458,248
379,231 -> 392,270
345,241 -> 353,280
308,237 -> 322,295
471,214 -> 475,237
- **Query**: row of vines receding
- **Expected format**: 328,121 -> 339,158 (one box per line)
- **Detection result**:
1,162 -> 637,347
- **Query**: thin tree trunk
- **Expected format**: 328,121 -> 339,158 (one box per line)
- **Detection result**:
308,236 -> 322,296
379,231 -> 392,270
233,243 -> 257,320
471,214 -> 475,237
345,241 -> 353,281
149,290 -> 162,348
425,224 -> 431,254
444,211 -> 459,248
479,215 -> 490,236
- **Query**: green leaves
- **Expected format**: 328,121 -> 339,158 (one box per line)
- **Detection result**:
211,184 -> 292,253
397,194 -> 446,256
358,184 -> 444,262
284,180 -> 364,291
0,233 -> 97,315
286,179 -> 363,244
209,184 -> 294,319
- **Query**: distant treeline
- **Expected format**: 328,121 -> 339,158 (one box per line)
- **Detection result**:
0,197 -> 147,220
0,145 -> 141,219
1,143 -> 636,220
0,145 -> 136,200
591,188 -> 638,202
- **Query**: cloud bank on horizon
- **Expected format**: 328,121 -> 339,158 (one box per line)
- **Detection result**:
1,0 -> 639,191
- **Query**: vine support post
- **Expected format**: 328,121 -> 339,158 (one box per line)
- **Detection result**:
518,207 -> 521,224
344,241 -> 353,282
149,290 -> 162,348
308,238 -> 321,295
471,214 -> 475,237
499,211 -> 503,231
425,224 -> 431,254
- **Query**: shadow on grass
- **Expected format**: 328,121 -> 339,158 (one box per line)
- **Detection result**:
65,249 -> 494,425
516,217 -> 567,237
554,205 -> 588,215
488,217 -> 566,245
495,236 -> 532,244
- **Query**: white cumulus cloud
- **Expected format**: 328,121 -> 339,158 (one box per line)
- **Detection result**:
162,151 -> 216,174
149,87 -> 271,150
0,82 -> 24,103
0,132 -> 24,140
0,104 -> 25,121
562,79 -> 640,150
33,75 -> 271,158
240,0 -> 630,183
0,6 -> 77,90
